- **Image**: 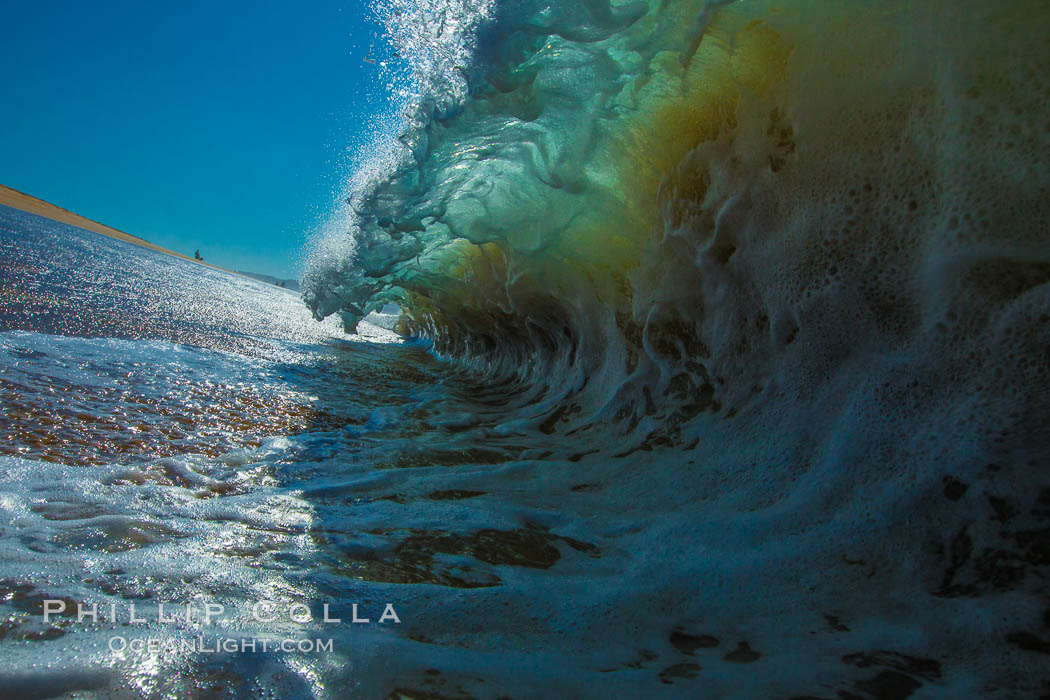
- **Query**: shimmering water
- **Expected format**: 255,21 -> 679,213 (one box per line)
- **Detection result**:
0,206 -> 533,697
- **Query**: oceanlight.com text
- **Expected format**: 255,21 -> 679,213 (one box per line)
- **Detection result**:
108,636 -> 335,654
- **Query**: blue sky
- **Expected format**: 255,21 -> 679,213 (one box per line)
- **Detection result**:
0,1 -> 392,278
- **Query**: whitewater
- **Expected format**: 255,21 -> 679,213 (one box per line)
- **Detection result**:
2,0 -> 1049,697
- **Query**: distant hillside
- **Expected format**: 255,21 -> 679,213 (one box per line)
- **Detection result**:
1,185 -> 301,291
0,184 -> 217,268
237,271 -> 300,292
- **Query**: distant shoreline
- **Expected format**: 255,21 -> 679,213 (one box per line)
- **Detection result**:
0,184 -> 231,273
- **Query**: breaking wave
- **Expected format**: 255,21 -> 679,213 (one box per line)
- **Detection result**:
302,4 -> 1050,691
303,0 -> 1050,450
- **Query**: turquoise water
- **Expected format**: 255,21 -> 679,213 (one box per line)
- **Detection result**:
4,0 -> 1050,696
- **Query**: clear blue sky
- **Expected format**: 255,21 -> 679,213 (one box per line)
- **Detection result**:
0,1 -> 391,278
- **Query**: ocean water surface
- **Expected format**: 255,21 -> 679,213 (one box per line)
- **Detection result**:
3,0 -> 1050,697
